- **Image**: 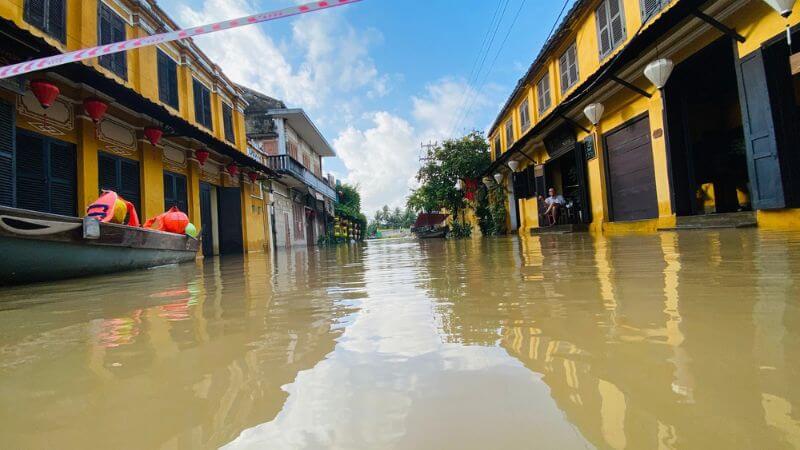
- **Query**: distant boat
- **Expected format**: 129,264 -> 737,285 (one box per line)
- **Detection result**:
0,206 -> 199,285
411,213 -> 449,239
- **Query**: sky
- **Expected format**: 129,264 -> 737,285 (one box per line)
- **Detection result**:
158,0 -> 573,215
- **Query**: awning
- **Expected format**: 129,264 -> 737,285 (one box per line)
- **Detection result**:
413,213 -> 448,228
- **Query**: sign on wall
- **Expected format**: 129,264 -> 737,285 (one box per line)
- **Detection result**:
583,135 -> 596,160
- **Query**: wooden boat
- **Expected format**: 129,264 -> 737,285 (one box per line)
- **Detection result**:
411,213 -> 449,239
0,205 -> 199,285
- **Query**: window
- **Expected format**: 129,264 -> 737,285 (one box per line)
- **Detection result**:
505,120 -> 514,147
536,74 -> 552,114
24,0 -> 66,43
302,154 -> 311,170
12,130 -> 76,216
98,152 -> 140,216
559,43 -> 579,93
493,136 -> 501,160
157,50 -> 179,109
193,79 -> 213,129
163,171 -> 188,213
222,103 -> 235,144
98,3 -> 127,79
640,0 -> 668,21
597,0 -> 626,58
519,99 -> 531,131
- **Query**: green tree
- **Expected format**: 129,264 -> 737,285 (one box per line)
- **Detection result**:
406,131 -> 492,237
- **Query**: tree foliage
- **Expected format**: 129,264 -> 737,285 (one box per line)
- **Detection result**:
371,205 -> 417,229
334,182 -> 367,241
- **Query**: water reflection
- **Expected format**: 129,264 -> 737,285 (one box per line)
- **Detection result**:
1,230 -> 799,449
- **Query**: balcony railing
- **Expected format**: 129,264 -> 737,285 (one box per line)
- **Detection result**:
265,154 -> 337,200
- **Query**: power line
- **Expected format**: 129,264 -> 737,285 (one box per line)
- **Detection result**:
453,0 -> 528,137
445,0 -> 511,139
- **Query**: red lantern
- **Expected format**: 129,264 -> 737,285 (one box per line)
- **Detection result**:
83,98 -> 108,124
29,79 -> 60,127
143,126 -> 163,147
226,164 -> 239,177
195,149 -> 210,166
248,171 -> 259,183
30,79 -> 60,109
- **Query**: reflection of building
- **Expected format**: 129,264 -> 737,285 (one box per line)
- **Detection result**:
0,0 -> 277,257
242,88 -> 337,247
487,0 -> 800,233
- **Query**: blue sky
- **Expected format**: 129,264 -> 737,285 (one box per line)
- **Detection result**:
159,0 -> 573,214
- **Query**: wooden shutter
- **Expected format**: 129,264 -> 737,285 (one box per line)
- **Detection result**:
596,1 -> 611,57
47,0 -> 66,42
15,132 -> 47,213
223,104 -> 235,143
573,142 -> 591,223
98,152 -> 117,192
193,80 -> 202,124
512,172 -> 529,199
736,49 -> 785,209
0,101 -> 14,207
158,51 -> 170,105
608,0 -> 625,47
48,140 -> 76,216
24,0 -> 46,31
112,11 -> 126,78
119,158 -> 140,214
175,174 -> 188,213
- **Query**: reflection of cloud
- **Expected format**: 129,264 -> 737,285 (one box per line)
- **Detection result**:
224,242 -> 592,450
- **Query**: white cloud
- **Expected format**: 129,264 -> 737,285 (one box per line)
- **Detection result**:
334,78 -> 491,215
176,0 -> 385,110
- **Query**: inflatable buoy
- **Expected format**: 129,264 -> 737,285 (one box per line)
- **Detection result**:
87,190 -> 140,226
184,223 -> 198,238
145,207 -> 189,234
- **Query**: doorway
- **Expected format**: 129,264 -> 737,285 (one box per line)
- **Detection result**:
665,37 -> 750,216
542,143 -> 590,224
199,182 -> 216,257
218,187 -> 243,255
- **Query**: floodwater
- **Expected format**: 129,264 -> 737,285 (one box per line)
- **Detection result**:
2,230 -> 800,450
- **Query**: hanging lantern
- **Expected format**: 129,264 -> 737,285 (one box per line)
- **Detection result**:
226,164 -> 239,177
248,171 -> 259,183
30,79 -> 60,109
644,59 -> 674,90
29,79 -> 60,127
762,0 -> 795,17
83,98 -> 108,124
507,160 -> 520,172
493,173 -> 504,184
583,102 -> 605,126
455,179 -> 464,191
195,149 -> 210,166
143,126 -> 163,147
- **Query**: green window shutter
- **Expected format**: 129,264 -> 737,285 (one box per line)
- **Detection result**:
48,140 -> 76,216
15,132 -> 48,213
24,0 -> 46,32
119,158 -> 140,215
47,0 -> 66,43
0,101 -> 14,207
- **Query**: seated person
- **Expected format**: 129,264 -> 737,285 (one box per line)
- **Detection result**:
542,187 -> 565,226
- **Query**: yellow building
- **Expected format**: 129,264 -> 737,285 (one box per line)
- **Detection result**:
0,0 -> 275,256
487,0 -> 800,233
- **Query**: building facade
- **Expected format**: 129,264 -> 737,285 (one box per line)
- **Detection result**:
242,88 -> 337,247
487,0 -> 800,233
0,0 -> 275,257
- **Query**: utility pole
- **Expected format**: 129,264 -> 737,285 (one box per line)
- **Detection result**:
419,141 -> 438,162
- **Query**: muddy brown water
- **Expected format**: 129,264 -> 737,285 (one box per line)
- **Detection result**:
1,230 -> 800,449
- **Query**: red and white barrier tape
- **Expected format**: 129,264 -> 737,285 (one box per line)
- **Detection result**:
0,0 -> 362,80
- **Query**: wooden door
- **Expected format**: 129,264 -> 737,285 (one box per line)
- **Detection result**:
218,187 -> 243,255
604,115 -> 659,222
199,182 -> 214,256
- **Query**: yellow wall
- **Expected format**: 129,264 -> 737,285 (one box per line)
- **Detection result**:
1,0 -> 247,153
498,0 -> 800,233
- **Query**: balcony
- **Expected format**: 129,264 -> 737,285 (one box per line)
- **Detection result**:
265,154 -> 337,201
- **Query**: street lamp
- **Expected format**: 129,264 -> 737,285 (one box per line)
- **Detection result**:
583,102 -> 605,126
644,58 -> 674,90
507,160 -> 519,172
762,0 -> 795,17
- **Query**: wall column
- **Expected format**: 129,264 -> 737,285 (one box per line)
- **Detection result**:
76,117 -> 98,213
139,140 -> 165,220
187,158 -> 202,228
648,89 -> 676,224
588,127 -> 610,231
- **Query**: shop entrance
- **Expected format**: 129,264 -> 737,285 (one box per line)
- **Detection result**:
540,143 -> 590,225
218,187 -> 243,255
665,37 -> 750,216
